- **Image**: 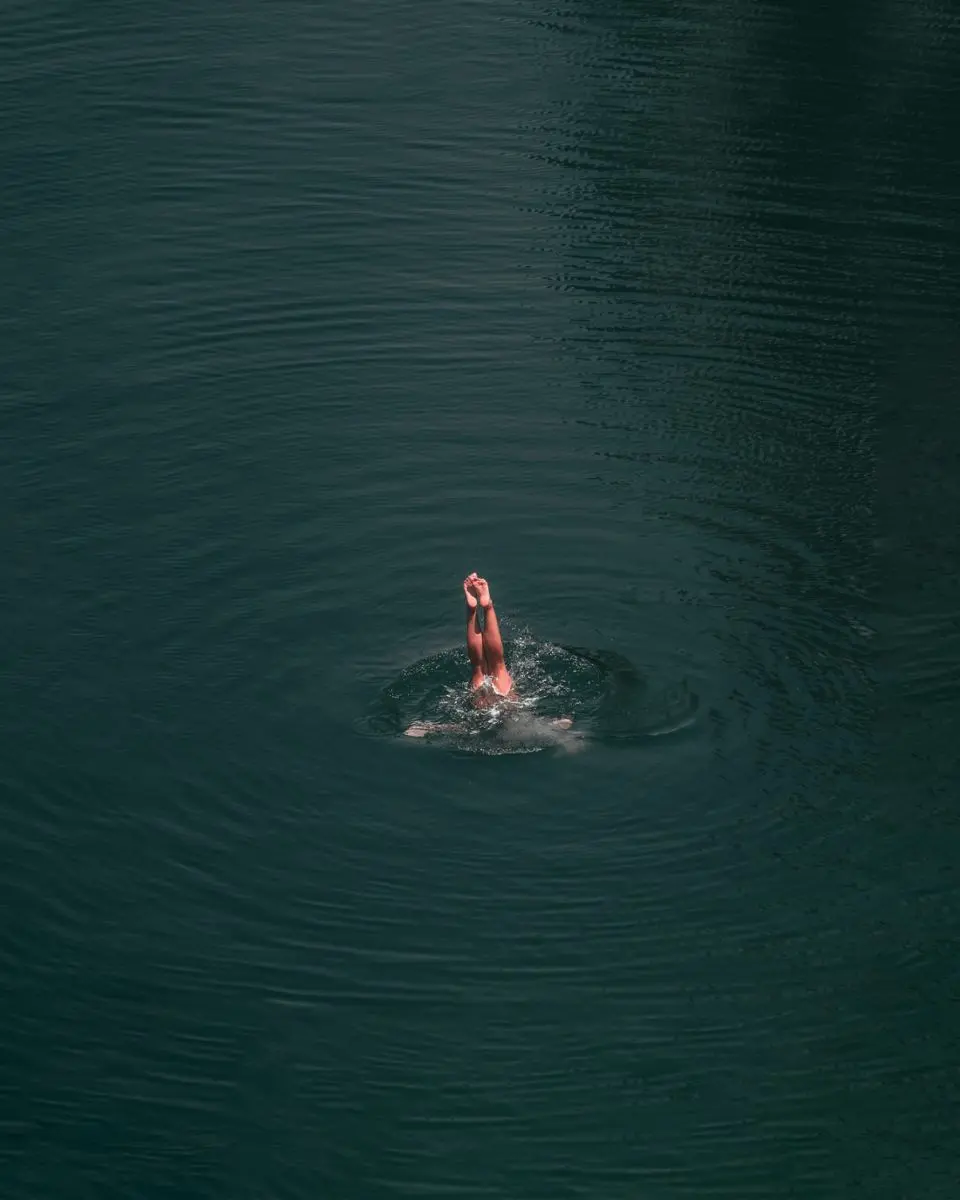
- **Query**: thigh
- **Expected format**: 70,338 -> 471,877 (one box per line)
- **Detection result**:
491,666 -> 514,697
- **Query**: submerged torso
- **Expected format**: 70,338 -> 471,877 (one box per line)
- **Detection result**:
470,676 -> 517,706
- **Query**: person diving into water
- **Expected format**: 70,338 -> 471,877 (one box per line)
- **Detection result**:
404,574 -> 575,740
463,571 -> 515,702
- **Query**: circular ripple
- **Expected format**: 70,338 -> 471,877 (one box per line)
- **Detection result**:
365,635 -> 698,755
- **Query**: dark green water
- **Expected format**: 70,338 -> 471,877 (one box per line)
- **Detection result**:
4,1 -> 960,1195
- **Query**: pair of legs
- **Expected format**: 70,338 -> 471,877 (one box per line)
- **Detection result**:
404,573 -> 512,738
403,575 -> 574,739
463,573 -> 513,699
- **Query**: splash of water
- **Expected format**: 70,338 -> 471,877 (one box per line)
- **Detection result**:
367,635 -> 697,755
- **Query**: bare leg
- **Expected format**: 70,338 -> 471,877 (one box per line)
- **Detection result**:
404,577 -> 488,736
463,575 -> 486,690
470,575 -> 513,696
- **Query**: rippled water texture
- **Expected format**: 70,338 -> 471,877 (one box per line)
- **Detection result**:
370,638 -> 698,753
4,1 -> 960,1197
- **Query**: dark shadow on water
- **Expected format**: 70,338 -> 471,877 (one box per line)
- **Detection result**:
365,638 -> 698,755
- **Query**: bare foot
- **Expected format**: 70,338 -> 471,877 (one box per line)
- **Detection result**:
472,575 -> 492,608
463,576 -> 478,609
551,717 -> 574,730
405,721 -> 458,737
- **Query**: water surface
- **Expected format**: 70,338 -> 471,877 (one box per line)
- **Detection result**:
3,1 -> 960,1196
